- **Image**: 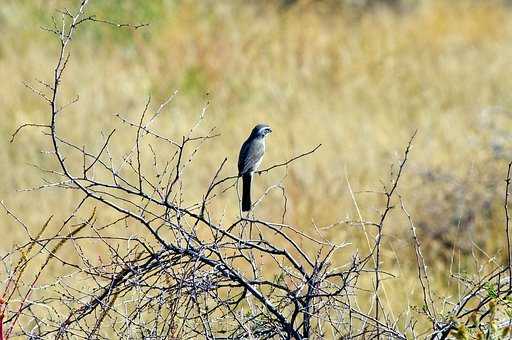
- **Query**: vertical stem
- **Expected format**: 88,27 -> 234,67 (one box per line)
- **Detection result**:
505,162 -> 512,289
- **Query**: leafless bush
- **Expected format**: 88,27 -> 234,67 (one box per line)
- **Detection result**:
2,1 -> 512,339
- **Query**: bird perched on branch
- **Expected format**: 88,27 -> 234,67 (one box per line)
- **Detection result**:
238,124 -> 272,211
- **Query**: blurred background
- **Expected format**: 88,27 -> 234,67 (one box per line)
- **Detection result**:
2,0 -> 512,324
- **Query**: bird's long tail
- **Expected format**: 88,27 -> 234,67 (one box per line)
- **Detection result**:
242,174 -> 252,212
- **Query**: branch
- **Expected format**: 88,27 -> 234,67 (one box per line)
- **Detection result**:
256,144 -> 321,174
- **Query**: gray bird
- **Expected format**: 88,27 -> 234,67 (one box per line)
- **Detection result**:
238,124 -> 272,211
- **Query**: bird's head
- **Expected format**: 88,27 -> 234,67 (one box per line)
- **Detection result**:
251,124 -> 272,138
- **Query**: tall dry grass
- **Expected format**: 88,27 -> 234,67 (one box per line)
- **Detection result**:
2,0 -> 512,325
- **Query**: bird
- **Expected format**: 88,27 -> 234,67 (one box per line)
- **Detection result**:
238,124 -> 272,212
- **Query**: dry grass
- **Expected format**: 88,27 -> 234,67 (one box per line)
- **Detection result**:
2,0 -> 512,328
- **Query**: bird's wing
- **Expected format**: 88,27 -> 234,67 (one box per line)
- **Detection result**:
238,139 -> 265,175
238,140 -> 250,174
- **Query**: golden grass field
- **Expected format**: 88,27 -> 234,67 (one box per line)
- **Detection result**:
2,0 -> 512,334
